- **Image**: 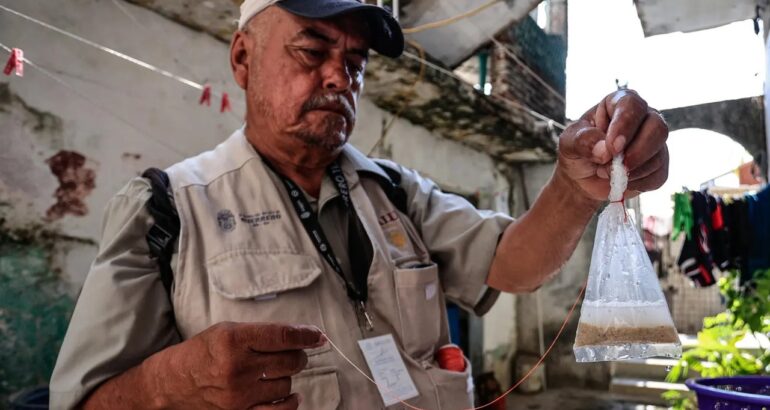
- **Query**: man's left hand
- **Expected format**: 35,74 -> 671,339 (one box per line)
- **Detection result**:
557,90 -> 669,203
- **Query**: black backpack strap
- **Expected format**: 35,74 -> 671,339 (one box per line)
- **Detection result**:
141,168 -> 180,299
373,162 -> 409,216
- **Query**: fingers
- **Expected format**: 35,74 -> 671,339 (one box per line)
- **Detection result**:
623,110 -> 669,172
627,159 -> 669,192
237,323 -> 325,352
559,120 -> 610,164
603,90 -> 649,156
628,146 -> 669,182
245,350 -> 309,380
250,393 -> 301,410
595,98 -> 610,133
254,378 -> 293,404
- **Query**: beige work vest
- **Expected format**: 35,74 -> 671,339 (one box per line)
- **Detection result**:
165,130 -> 473,409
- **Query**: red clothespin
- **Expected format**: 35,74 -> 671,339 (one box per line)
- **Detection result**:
3,48 -> 24,77
199,84 -> 212,106
220,92 -> 231,113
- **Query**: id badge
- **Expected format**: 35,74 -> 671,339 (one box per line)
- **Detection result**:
357,334 -> 420,406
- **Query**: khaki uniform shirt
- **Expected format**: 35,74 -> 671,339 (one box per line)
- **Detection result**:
50,129 -> 513,410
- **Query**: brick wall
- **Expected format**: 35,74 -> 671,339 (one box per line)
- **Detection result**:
491,16 -> 567,123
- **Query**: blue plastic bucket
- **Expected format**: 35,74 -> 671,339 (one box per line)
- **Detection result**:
686,377 -> 770,409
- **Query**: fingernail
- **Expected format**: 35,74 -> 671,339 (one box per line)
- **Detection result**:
597,167 -> 609,179
312,330 -> 326,347
613,136 -> 626,153
592,140 -> 607,162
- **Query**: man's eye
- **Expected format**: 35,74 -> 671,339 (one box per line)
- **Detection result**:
301,49 -> 324,59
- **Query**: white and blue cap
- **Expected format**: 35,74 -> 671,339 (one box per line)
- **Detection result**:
238,0 -> 404,58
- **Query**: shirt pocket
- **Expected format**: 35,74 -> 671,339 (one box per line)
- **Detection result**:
428,359 -> 474,410
206,249 -> 329,356
394,262 -> 442,360
293,366 -> 341,410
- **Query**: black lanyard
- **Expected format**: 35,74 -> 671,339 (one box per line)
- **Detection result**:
269,161 -> 374,329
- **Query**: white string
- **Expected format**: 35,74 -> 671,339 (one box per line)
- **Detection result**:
105,0 -> 244,123
0,4 -> 208,91
319,278 -> 587,410
0,43 -> 189,158
321,331 -> 426,409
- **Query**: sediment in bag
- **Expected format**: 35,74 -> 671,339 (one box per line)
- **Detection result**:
574,301 -> 679,347
573,155 -> 681,362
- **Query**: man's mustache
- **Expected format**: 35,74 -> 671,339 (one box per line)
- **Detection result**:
301,94 -> 354,122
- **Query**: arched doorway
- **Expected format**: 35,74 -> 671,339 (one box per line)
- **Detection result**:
640,128 -> 754,334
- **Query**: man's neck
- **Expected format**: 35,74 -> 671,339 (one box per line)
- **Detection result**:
245,127 -> 339,198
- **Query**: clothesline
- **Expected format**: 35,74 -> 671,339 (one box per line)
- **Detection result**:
673,185 -> 770,288
0,4 -> 242,120
0,42 -> 194,159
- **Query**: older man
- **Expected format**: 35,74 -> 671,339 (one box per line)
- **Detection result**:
50,0 -> 669,409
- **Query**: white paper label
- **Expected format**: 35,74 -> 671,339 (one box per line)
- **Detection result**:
425,282 -> 437,300
357,334 -> 419,406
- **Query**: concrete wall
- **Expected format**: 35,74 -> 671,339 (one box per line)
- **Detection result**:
511,163 -> 608,389
662,97 -> 767,174
0,0 -> 520,400
635,0 -> 759,37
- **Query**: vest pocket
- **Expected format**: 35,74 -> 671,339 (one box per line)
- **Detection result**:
394,263 -> 442,360
205,250 -> 329,356
292,366 -> 341,410
428,359 -> 474,410
207,250 -> 322,299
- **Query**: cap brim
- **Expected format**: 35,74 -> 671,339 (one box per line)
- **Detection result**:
277,0 -> 404,58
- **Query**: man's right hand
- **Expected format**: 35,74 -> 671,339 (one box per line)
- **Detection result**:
82,322 -> 325,410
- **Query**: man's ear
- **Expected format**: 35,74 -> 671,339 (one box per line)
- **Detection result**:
230,31 -> 250,90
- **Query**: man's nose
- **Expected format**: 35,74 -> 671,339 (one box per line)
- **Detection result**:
322,57 -> 353,92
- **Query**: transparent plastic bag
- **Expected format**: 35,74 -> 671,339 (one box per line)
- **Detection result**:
574,155 -> 681,362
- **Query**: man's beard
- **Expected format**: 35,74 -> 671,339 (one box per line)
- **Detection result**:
253,90 -> 355,151
294,121 -> 347,150
295,93 -> 354,151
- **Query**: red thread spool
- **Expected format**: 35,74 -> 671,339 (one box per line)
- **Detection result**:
436,344 -> 466,372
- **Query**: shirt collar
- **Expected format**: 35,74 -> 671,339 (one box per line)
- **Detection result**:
340,143 -> 390,182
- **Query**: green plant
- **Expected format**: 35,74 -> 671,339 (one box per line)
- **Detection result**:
720,269 -> 770,333
662,390 -> 696,410
663,269 -> 770,409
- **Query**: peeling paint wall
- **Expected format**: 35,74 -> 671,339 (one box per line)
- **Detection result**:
0,224 -> 78,402
0,0 -> 243,402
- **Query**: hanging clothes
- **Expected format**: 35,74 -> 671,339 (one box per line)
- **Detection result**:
672,192 -> 694,241
677,191 -> 717,287
708,195 -> 730,271
747,186 -> 770,281
724,197 -> 752,284
673,185 -> 769,287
